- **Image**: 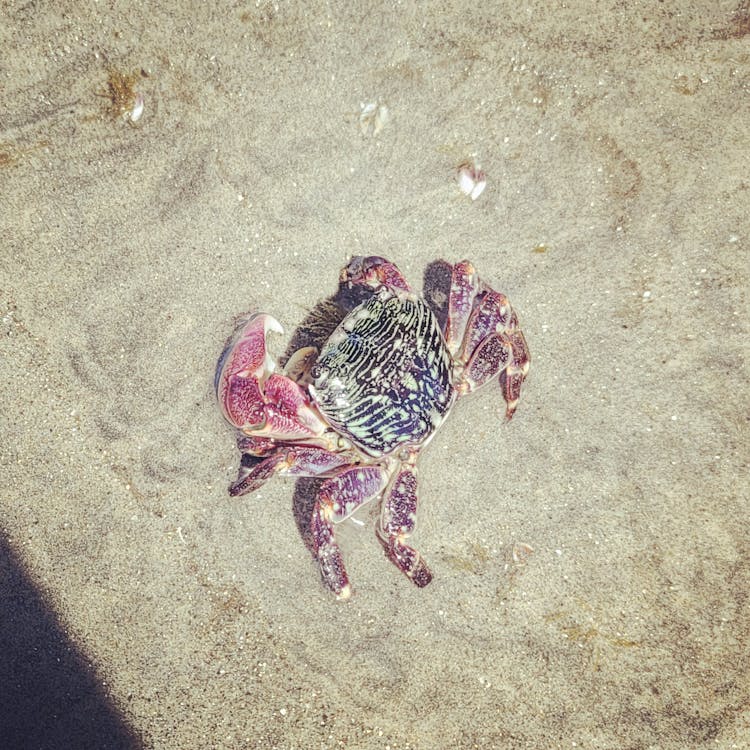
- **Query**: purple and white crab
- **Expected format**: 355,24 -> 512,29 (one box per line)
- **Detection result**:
216,257 -> 529,599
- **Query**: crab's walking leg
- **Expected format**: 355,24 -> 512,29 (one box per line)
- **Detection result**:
378,462 -> 432,588
229,445 -> 354,497
462,326 -> 530,417
445,260 -> 480,356
448,265 -> 531,418
229,451 -> 288,497
498,329 -> 530,417
310,466 -> 390,600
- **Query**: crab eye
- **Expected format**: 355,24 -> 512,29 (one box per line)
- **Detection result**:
312,364 -> 328,386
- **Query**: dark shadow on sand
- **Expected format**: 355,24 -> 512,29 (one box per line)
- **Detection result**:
0,536 -> 143,750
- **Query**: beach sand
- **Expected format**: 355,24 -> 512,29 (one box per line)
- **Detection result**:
1,2 -> 748,747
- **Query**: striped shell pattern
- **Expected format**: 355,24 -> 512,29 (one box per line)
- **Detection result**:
310,288 -> 454,457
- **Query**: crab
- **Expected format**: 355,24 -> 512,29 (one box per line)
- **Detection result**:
215,256 -> 530,600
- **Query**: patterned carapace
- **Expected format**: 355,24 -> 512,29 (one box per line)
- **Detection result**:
311,289 -> 454,457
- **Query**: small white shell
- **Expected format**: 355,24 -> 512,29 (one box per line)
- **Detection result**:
359,101 -> 389,136
458,167 -> 476,196
470,176 -> 486,200
457,162 -> 486,201
129,92 -> 144,122
511,542 -> 534,565
372,104 -> 389,136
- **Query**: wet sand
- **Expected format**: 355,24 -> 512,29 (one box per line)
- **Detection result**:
2,2 -> 748,748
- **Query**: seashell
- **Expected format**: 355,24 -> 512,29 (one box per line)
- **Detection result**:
359,101 -> 389,136
457,161 -> 486,200
129,92 -> 144,122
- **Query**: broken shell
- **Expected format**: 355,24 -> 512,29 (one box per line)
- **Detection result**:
511,542 -> 534,565
129,92 -> 144,122
359,101 -> 389,136
457,162 -> 486,200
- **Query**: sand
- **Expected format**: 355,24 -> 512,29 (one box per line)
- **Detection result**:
1,1 -> 748,748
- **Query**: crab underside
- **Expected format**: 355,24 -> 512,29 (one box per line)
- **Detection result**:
215,256 -> 529,599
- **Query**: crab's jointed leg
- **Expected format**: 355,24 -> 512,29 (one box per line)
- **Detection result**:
378,460 -> 432,588
310,465 -> 390,600
497,329 -> 530,416
448,261 -> 530,418
445,260 -> 480,356
229,445 -> 355,497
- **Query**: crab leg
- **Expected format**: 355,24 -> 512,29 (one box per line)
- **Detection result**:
459,290 -> 513,364
236,435 -> 278,456
378,462 -> 432,588
263,373 -> 327,435
229,445 -> 354,497
463,333 -> 513,390
445,260 -> 480,356
229,451 -> 288,497
498,330 -> 530,417
310,465 -> 390,599
447,265 -> 531,417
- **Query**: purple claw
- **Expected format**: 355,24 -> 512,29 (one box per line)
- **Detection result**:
215,314 -> 281,428
264,373 -> 326,435
224,374 -> 266,429
216,314 -> 328,440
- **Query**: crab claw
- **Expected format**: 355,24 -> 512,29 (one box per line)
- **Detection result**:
215,314 -> 282,428
340,256 -> 411,292
263,374 -> 327,436
216,314 -> 328,440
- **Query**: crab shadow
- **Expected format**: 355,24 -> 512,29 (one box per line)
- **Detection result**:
284,259 -> 455,551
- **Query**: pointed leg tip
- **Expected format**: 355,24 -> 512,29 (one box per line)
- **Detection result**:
457,259 -> 476,274
410,564 -> 433,588
228,479 -> 260,497
336,584 -> 352,601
